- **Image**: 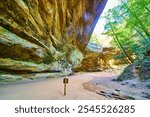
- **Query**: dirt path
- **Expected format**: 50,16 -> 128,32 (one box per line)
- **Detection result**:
0,72 -> 115,100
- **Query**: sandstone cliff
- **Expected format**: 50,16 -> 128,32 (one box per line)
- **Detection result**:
74,47 -> 121,72
0,0 -> 107,81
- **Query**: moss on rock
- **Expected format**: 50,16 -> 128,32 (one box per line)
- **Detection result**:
0,26 -> 48,63
0,0 -> 107,81
117,56 -> 150,81
0,58 -> 63,73
139,57 -> 150,81
117,64 -> 137,81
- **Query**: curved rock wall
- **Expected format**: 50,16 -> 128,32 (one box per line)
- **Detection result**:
0,0 -> 107,80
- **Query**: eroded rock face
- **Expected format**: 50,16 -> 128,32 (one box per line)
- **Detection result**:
0,0 -> 107,80
74,47 -> 120,72
118,56 -> 150,81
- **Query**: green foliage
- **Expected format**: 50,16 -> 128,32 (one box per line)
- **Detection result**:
104,0 -> 150,63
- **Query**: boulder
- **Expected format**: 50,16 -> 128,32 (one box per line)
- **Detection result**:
139,57 -> 150,80
118,56 -> 150,81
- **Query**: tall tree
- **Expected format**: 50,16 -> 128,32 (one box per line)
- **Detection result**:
104,0 -> 150,62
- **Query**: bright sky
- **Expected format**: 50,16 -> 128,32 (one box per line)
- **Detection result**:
93,0 -> 120,35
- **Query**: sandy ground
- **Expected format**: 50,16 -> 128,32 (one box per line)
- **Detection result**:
0,72 -> 149,100
83,73 -> 150,100
0,72 -> 113,100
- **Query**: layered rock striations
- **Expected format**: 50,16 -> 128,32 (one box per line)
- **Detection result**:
0,0 -> 107,81
74,46 -> 121,72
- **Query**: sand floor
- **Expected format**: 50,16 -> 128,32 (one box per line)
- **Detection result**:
0,72 -> 113,100
0,72 -> 149,100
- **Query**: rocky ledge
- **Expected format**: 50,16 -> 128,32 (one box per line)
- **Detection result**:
0,0 -> 108,82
